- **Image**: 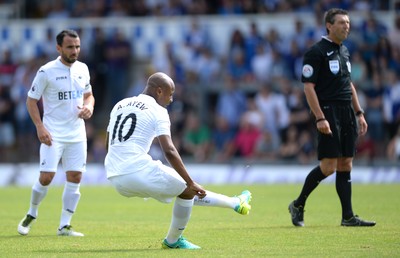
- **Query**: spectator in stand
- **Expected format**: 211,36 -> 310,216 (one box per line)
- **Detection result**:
284,83 -> 312,133
389,46 -> 400,75
0,85 -> 15,162
227,28 -> 247,72
211,114 -> 237,162
386,126 -> 400,161
254,82 -> 290,145
283,39 -> 303,80
278,125 -> 300,161
388,15 -> 400,50
244,22 -> 264,69
251,43 -> 273,83
10,58 -> 41,161
193,47 -> 221,84
373,36 -> 393,74
255,130 -> 280,161
383,69 -> 400,138
46,1 -> 70,19
359,12 -> 387,77
227,49 -> 252,82
350,50 -> 368,89
37,28 -> 58,59
364,72 -> 385,155
215,75 -> 247,134
297,130 -> 316,164
268,48 -> 291,81
217,0 -> 243,15
182,111 -> 211,162
107,0 -> 129,17
0,49 -> 18,89
221,97 -> 262,161
184,19 -> 210,57
88,27 -> 108,112
104,29 -> 132,107
285,19 -> 310,53
264,28 -> 284,53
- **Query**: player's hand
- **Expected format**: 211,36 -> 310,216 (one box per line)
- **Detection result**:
189,182 -> 207,199
37,124 -> 52,146
77,105 -> 93,120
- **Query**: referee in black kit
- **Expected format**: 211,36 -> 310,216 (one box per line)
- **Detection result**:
288,8 -> 376,227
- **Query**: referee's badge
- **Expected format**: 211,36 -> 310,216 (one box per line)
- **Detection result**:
329,60 -> 339,74
302,64 -> 313,78
346,61 -> 351,73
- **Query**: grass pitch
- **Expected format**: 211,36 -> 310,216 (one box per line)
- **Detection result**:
1,184 -> 399,257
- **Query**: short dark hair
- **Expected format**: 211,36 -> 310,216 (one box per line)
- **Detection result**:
56,29 -> 79,46
324,8 -> 349,33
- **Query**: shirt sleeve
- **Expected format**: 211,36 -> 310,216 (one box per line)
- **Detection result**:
82,64 -> 92,94
155,108 -> 171,137
301,47 -> 322,84
27,68 -> 47,100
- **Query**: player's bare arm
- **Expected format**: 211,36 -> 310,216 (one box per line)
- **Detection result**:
26,96 -> 52,146
78,92 -> 95,119
158,134 -> 206,198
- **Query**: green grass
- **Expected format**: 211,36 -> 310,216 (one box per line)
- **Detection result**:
1,184 -> 399,257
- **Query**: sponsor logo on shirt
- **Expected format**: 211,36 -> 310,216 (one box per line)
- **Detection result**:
302,64 -> 313,78
56,76 -> 68,81
58,90 -> 84,100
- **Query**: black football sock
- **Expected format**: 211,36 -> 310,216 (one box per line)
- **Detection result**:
336,171 -> 354,220
294,166 -> 327,207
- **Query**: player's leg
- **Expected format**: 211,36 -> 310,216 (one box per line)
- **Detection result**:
18,142 -> 61,235
193,190 -> 252,215
57,142 -> 86,236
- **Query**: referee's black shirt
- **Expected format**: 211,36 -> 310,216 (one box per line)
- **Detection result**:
301,36 -> 352,104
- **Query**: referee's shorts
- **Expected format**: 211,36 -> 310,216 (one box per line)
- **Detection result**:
317,101 -> 358,160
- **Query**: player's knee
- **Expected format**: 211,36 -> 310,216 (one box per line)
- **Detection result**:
66,171 -> 82,183
39,172 -> 55,186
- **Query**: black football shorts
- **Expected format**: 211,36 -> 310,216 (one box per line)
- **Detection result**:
317,103 -> 358,160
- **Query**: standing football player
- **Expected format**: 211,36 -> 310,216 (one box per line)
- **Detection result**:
18,29 -> 95,236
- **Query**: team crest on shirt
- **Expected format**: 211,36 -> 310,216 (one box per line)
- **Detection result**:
346,61 -> 351,73
329,60 -> 339,74
302,64 -> 313,78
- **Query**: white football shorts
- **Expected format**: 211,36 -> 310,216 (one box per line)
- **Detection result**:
39,141 -> 87,173
108,161 -> 187,203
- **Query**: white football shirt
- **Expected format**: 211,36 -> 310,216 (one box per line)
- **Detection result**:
105,94 -> 171,178
28,57 -> 92,142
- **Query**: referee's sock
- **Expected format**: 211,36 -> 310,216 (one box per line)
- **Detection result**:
294,166 -> 327,208
336,171 -> 354,220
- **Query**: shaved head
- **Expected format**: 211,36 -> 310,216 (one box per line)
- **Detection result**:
146,72 -> 174,91
143,72 -> 175,107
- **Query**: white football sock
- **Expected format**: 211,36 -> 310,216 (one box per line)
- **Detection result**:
193,190 -> 238,209
59,182 -> 81,229
28,180 -> 48,218
165,197 -> 194,244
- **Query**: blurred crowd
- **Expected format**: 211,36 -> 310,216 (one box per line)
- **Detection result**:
4,0 -> 393,19
0,1 -> 400,164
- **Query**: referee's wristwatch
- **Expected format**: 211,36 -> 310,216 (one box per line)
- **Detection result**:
355,109 -> 364,117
